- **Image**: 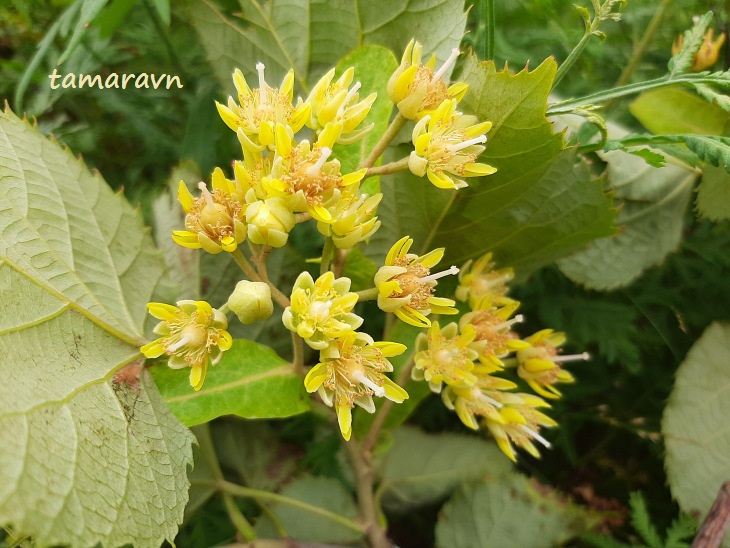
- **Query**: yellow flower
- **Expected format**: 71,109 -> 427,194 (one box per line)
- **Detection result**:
374,236 -> 459,327
413,322 -> 479,393
305,66 -> 377,144
140,300 -> 232,391
484,392 -> 557,462
304,331 -> 408,440
172,169 -> 247,254
263,127 -> 367,222
387,39 -> 469,120
672,28 -> 726,72
282,271 -> 363,350
408,99 -> 496,189
246,197 -> 296,248
516,329 -> 589,399
316,187 -> 382,249
442,366 -> 518,430
455,252 -> 514,308
216,64 -> 310,147
460,298 -> 528,371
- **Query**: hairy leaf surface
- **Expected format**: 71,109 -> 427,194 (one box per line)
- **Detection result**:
696,165 -> 730,221
0,108 -> 194,547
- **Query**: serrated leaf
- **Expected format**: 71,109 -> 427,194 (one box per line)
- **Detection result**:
254,476 -> 362,543
189,0 -> 466,93
663,322 -> 730,539
377,427 -> 512,512
628,491 -> 662,548
684,135 -> 730,173
668,12 -> 713,76
150,339 -> 309,426
368,56 -> 615,273
435,475 -> 583,548
559,127 -> 696,291
629,88 -> 730,135
0,108 -> 194,547
696,165 -> 730,221
692,82 -> 730,112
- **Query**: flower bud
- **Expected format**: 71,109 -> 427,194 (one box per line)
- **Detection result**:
227,280 -> 274,324
246,197 -> 296,247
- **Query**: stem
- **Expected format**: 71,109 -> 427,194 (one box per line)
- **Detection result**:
231,248 -> 290,308
484,0 -> 495,60
321,237 -> 335,275
364,157 -> 411,179
357,287 -> 379,302
553,31 -> 594,91
361,113 -> 408,169
693,481 -> 730,548
291,331 -> 305,376
343,440 -> 390,548
213,479 -> 365,535
196,424 -> 256,541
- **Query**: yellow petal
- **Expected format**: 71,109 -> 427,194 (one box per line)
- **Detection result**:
177,181 -> 194,213
215,101 -> 239,132
190,362 -> 208,391
336,404 -> 353,441
427,168 -> 458,189
304,363 -> 329,392
395,306 -> 431,328
218,330 -> 233,351
140,339 -> 165,358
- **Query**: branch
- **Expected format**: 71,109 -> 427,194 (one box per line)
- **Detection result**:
693,481 -> 730,548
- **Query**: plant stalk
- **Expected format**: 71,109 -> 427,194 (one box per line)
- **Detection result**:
364,157 -> 411,179
362,114 -> 408,169
231,248 -> 290,308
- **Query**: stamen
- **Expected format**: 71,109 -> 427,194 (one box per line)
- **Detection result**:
168,334 -> 193,353
306,147 -> 332,176
552,352 -> 590,363
482,273 -> 512,289
475,390 -> 503,408
308,300 -> 332,320
520,425 -> 551,449
256,62 -> 267,106
494,315 -> 524,332
450,135 -> 487,153
351,370 -> 385,397
198,182 -> 214,207
420,265 -> 459,284
338,81 -> 362,117
433,47 -> 461,80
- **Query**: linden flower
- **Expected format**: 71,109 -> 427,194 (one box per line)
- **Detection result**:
316,187 -> 382,249
485,393 -> 557,462
442,366 -> 518,430
305,331 -> 409,440
264,127 -> 367,223
672,28 -> 726,72
374,236 -> 459,327
387,39 -> 468,120
305,67 -> 377,144
413,322 -> 479,393
216,63 -> 310,147
408,99 -> 496,189
516,329 -> 589,399
282,271 -> 363,350
460,298 -> 528,371
173,170 -> 247,254
140,300 -> 232,391
455,252 -> 514,307
246,197 -> 296,248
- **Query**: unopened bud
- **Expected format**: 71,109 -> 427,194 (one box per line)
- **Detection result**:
228,280 -> 274,324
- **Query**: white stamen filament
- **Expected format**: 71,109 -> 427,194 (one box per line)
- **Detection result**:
483,273 -> 512,289
308,300 -> 332,320
450,135 -> 487,153
520,425 -> 551,449
346,194 -> 368,217
256,62 -> 267,106
494,315 -> 525,332
168,334 -> 193,353
338,81 -> 362,116
351,370 -> 385,397
433,47 -> 461,80
420,265 -> 459,284
552,352 -> 590,363
475,390 -> 503,408
306,147 -> 332,176
198,182 -> 214,207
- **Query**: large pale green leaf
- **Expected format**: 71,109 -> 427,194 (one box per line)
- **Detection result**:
150,339 -> 309,426
189,0 -> 466,93
0,108 -> 194,547
558,148 -> 696,290
435,475 -> 585,548
377,427 -> 512,512
663,322 -> 730,536
696,165 -> 730,221
368,56 -> 615,273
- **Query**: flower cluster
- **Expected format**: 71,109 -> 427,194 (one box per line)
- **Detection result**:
409,252 -> 590,461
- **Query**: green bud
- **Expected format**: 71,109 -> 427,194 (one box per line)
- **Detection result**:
227,280 -> 274,324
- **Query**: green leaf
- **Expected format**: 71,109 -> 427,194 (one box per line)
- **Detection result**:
369,56 -> 615,273
696,165 -> 730,221
559,147 -> 695,290
663,322 -> 730,530
692,82 -> 730,112
333,45 -> 398,174
664,513 -> 698,548
628,491 -> 662,548
684,135 -> 730,173
668,12 -> 713,77
629,88 -> 730,135
150,0 -> 171,25
342,247 -> 377,292
150,339 -> 309,426
57,0 -> 108,66
436,475 -> 584,548
0,108 -> 194,547
254,476 -> 363,543
189,0 -> 466,93
377,427 -> 512,512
